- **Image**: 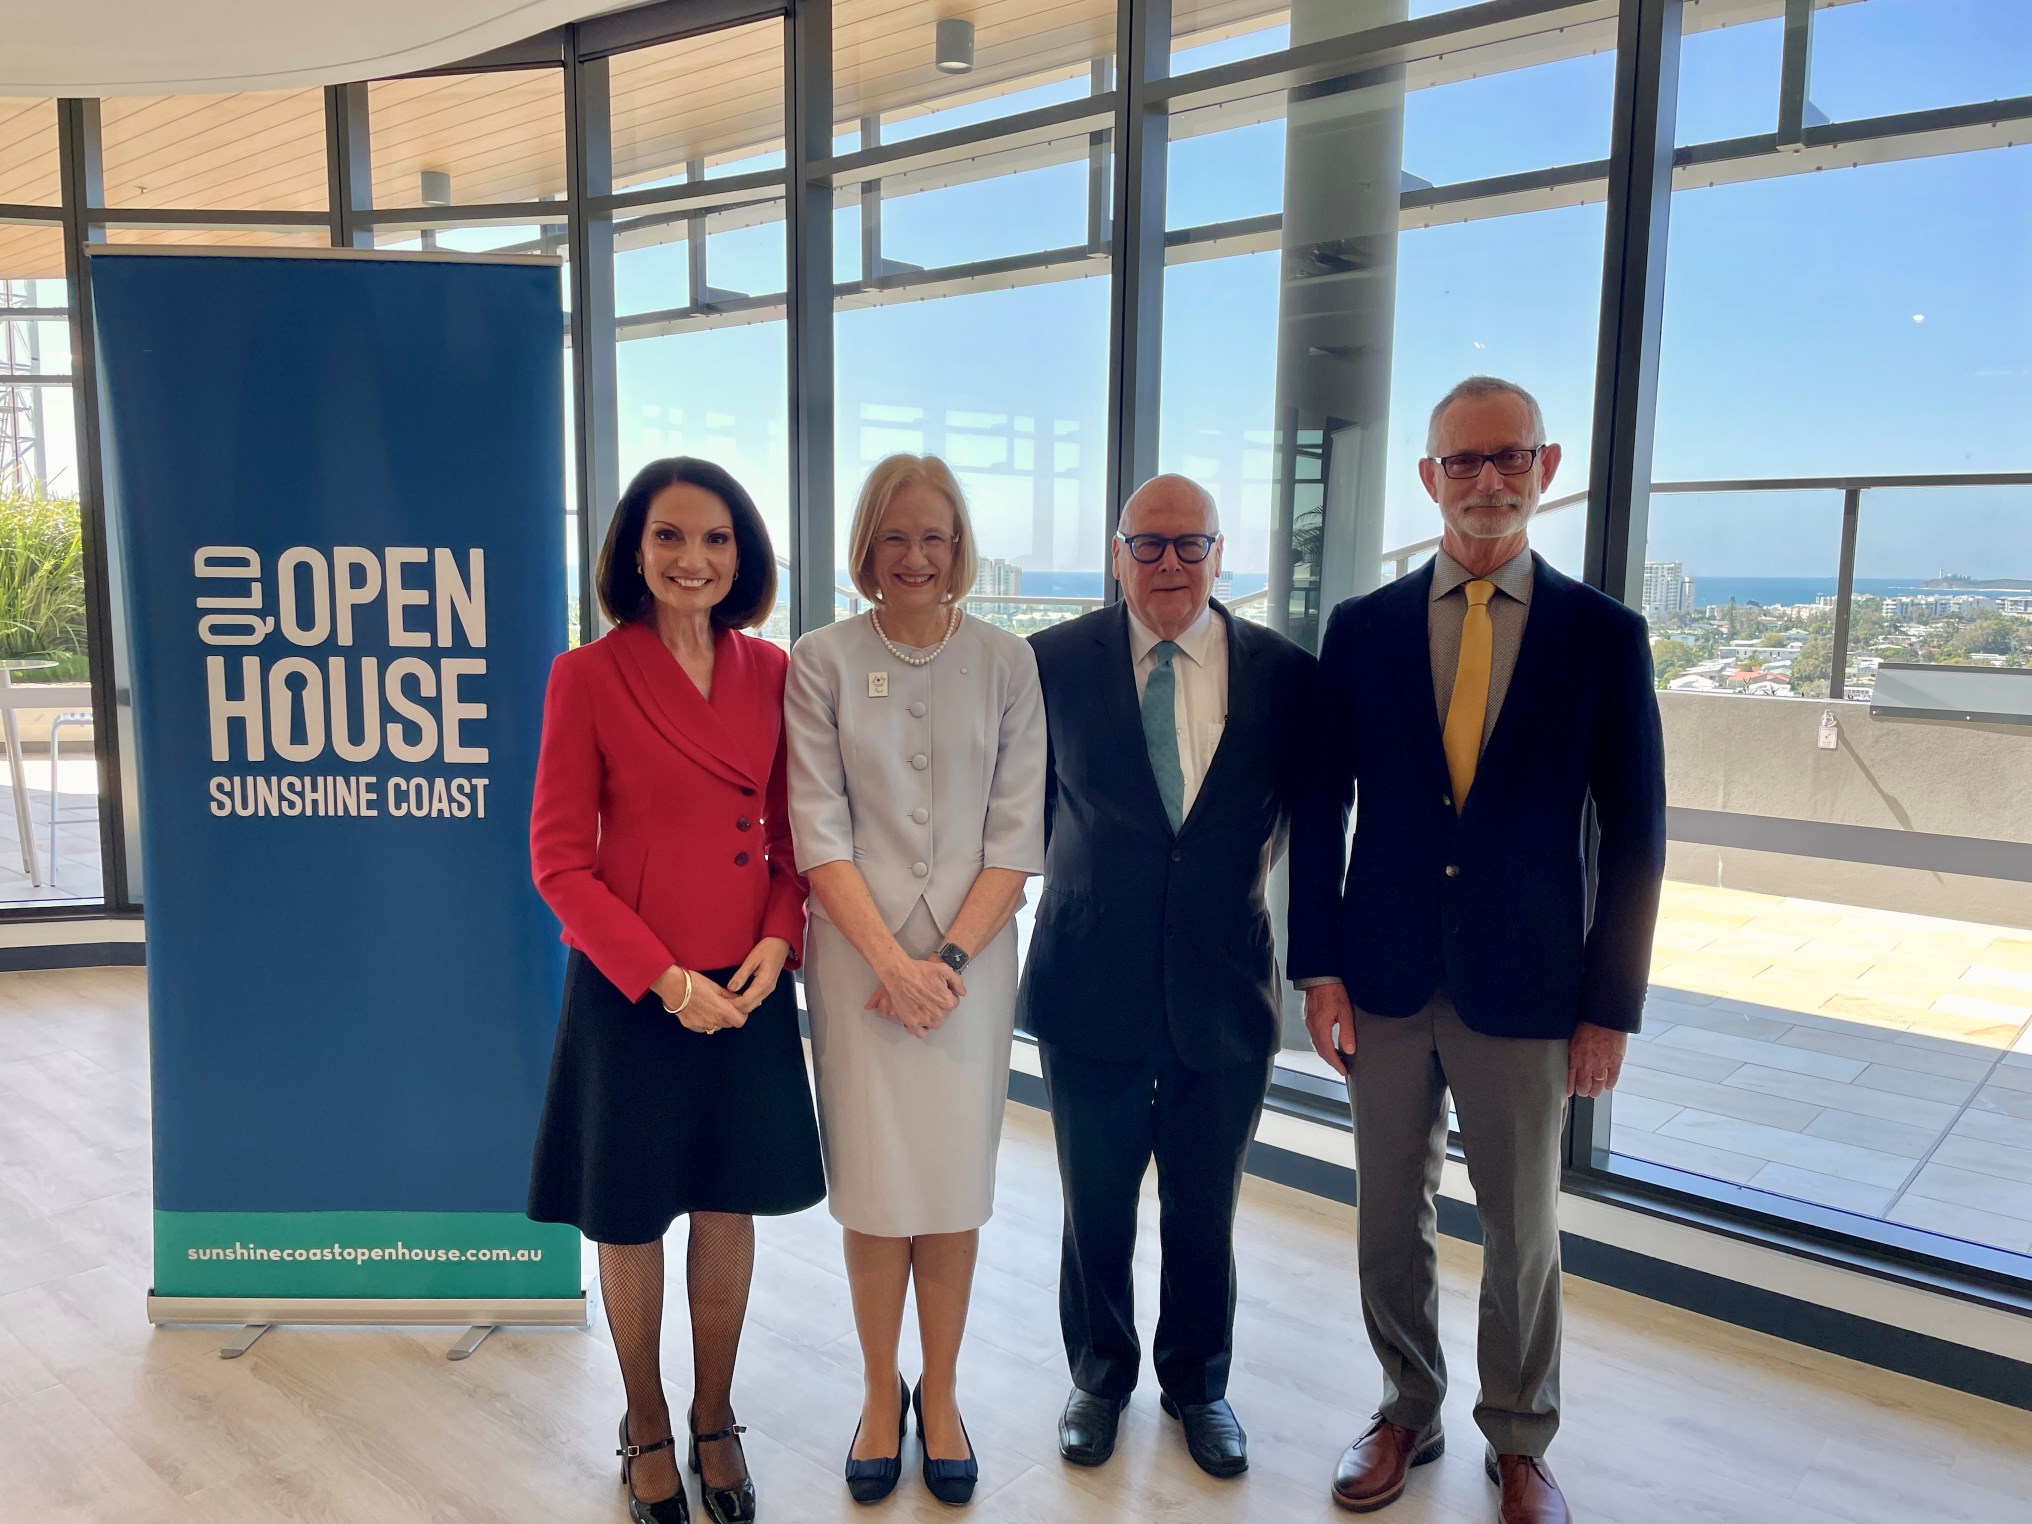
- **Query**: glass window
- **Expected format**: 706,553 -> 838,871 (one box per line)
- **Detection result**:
835,0 -> 1110,147
98,91 -> 329,211
1651,147 -> 2032,481
1172,3 -> 1290,73
835,277 -> 1112,637
0,380 -> 100,906
0,99 -> 62,205
368,69 -> 567,209
1159,25 -> 1606,1083
1623,75 -> 2032,1268
1809,0 -> 2032,123
1842,485 -> 2032,681
608,19 -> 787,193
870,137 -> 1099,270
0,225 -> 70,377
616,203 -> 790,647
1676,10 -> 1783,146
1402,47 -> 1615,186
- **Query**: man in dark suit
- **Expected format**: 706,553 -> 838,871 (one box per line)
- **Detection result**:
1289,378 -> 1665,1524
1020,474 -> 1315,1479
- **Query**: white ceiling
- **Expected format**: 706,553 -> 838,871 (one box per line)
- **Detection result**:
0,1 -> 625,96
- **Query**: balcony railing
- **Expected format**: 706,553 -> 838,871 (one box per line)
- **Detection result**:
1385,471 -> 2032,700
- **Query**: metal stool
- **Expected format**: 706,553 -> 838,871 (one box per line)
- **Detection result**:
47,710 -> 92,886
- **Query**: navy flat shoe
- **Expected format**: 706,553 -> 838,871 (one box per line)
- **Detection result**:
912,1380 -> 979,1507
844,1376 -> 910,1504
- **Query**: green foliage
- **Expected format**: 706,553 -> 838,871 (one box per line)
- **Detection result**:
0,488 -> 89,681
1790,633 -> 1832,695
1947,617 -> 2019,658
1649,637 -> 1696,685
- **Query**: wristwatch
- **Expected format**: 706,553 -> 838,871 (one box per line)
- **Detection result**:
935,941 -> 971,974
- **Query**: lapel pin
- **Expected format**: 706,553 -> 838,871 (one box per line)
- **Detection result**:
868,672 -> 889,698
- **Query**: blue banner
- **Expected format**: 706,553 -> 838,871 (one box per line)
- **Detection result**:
92,250 -> 577,1300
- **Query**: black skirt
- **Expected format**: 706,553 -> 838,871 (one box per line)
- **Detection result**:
527,950 -> 826,1244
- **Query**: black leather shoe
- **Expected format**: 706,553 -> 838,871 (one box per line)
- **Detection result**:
913,1380 -> 979,1506
1159,1393 -> 1248,1478
688,1408 -> 755,1524
1058,1388 -> 1130,1467
843,1376 -> 910,1504
619,1414 -> 692,1523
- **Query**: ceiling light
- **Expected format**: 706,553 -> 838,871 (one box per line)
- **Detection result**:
935,18 -> 975,75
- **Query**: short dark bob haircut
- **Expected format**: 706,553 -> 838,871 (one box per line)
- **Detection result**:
595,457 -> 778,630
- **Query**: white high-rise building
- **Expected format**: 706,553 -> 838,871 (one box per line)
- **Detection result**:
973,557 -> 1023,598
1643,561 -> 1696,618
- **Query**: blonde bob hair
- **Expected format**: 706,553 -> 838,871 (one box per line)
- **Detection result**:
846,453 -> 980,606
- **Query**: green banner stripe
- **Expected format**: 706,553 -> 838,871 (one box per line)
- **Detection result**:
155,1211 -> 579,1299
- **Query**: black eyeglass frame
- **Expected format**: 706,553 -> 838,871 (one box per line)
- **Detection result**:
1428,445 -> 1547,480
1113,531 -> 1223,564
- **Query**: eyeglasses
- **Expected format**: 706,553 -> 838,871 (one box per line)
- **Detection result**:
1115,532 -> 1220,564
1430,446 -> 1544,480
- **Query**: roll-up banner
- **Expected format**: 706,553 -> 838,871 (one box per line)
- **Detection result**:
91,249 -> 581,1321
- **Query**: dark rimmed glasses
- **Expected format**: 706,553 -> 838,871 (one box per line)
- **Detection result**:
1430,446 -> 1545,480
1115,531 -> 1221,564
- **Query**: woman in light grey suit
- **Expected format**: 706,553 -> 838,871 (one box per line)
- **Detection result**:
786,454 -> 1045,1507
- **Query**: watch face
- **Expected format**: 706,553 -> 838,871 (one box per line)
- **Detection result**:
939,943 -> 968,971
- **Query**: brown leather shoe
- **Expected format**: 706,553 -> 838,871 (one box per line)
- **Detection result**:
1331,1414 -> 1444,1512
1484,1449 -> 1571,1524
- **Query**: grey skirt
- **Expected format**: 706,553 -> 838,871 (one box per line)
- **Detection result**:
804,900 -> 1017,1237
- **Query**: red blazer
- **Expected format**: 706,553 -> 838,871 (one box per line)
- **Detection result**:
530,618 -> 807,1002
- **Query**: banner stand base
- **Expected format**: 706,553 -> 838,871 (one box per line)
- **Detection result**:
149,1294 -> 589,1361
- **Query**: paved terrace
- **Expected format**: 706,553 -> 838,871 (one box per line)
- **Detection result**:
1617,882 -> 2032,1253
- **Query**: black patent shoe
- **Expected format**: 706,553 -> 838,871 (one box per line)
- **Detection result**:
912,1380 -> 979,1507
1159,1392 -> 1248,1479
618,1413 -> 692,1523
844,1375 -> 910,1504
688,1409 -> 755,1524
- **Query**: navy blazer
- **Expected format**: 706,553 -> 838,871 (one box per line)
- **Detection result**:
1018,601 -> 1316,1072
1287,554 -> 1666,1039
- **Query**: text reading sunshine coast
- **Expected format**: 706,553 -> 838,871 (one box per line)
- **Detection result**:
197,546 -> 494,820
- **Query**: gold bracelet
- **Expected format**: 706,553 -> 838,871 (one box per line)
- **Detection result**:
661,967 -> 694,1016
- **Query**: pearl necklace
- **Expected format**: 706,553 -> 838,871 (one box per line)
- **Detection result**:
871,606 -> 960,667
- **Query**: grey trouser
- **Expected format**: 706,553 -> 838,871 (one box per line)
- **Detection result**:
1347,988 -> 1568,1457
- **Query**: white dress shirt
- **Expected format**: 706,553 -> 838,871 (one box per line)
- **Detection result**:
1127,603 -> 1229,821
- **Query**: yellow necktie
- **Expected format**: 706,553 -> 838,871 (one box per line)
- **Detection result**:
1441,580 -> 1495,812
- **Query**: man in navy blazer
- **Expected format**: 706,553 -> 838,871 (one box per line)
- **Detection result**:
1021,475 -> 1315,1480
1288,378 -> 1665,1524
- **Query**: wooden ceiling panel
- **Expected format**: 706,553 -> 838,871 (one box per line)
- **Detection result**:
367,70 -> 568,208
608,19 -> 785,189
98,90 -> 329,211
0,222 -> 66,283
0,100 -> 62,206
834,0 -> 1117,125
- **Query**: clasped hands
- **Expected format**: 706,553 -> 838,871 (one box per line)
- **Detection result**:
1303,983 -> 1628,1098
865,950 -> 966,1039
649,936 -> 792,1035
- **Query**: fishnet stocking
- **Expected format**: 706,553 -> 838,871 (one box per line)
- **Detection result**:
600,1239 -> 680,1504
686,1211 -> 755,1492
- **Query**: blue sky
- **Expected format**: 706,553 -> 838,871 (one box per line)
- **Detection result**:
593,3 -> 2032,588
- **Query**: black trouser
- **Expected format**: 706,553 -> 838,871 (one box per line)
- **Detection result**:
1039,1032 -> 1273,1405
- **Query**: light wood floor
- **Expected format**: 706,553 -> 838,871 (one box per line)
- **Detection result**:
2,967 -> 2029,1524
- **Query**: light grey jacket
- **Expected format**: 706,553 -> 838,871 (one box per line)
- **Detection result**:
786,612 -> 1046,936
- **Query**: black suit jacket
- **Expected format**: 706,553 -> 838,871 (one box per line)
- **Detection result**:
1287,554 -> 1666,1039
1018,601 -> 1316,1072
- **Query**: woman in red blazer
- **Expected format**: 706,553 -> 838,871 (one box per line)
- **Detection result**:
527,458 -> 823,1524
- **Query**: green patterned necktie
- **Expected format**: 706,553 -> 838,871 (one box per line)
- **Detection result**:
1142,640 -> 1185,832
